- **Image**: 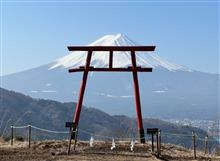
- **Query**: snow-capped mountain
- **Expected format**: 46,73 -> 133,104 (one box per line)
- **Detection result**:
50,33 -> 189,71
1,34 -> 219,120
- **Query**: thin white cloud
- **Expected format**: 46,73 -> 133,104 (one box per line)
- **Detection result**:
30,90 -> 39,93
153,90 -> 166,93
46,83 -> 52,87
41,90 -> 57,93
30,90 -> 57,93
106,94 -> 114,98
120,95 -> 133,98
95,92 -> 133,99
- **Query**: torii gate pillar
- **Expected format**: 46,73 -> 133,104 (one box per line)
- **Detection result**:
73,51 -> 92,125
131,50 -> 145,143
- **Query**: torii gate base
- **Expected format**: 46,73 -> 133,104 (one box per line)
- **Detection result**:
68,46 -> 155,150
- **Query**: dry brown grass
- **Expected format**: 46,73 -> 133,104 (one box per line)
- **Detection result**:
0,140 -> 219,161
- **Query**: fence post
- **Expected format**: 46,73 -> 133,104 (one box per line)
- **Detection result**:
192,131 -> 196,159
28,124 -> 31,148
156,131 -> 160,157
73,127 -> 78,151
67,129 -> 72,155
11,125 -> 13,146
204,135 -> 208,155
151,134 -> 154,152
159,130 -> 161,156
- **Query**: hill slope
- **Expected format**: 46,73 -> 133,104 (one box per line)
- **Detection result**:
0,87 -> 218,150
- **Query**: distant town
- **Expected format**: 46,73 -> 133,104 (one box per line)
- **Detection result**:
166,118 -> 220,141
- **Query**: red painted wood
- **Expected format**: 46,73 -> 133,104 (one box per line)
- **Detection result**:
131,50 -> 145,143
73,50 -> 92,125
109,50 -> 113,68
68,46 -> 155,51
69,67 -> 152,73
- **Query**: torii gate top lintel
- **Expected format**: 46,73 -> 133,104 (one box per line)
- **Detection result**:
68,45 -> 156,144
68,46 -> 156,73
67,45 -> 156,51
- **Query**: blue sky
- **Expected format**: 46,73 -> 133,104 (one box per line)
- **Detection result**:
0,0 -> 219,75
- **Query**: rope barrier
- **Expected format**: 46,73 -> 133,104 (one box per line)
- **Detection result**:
196,135 -> 218,142
12,125 -> 29,129
12,125 -> 148,140
31,125 -> 70,134
162,132 -> 192,137
11,125 -> 219,142
11,125 -> 70,134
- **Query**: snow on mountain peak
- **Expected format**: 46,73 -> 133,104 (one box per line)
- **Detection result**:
49,34 -> 191,72
88,33 -> 136,46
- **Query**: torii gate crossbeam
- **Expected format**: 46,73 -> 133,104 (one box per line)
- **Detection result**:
68,46 -> 156,143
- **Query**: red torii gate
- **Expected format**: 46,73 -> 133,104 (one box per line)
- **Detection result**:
68,46 -> 156,144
